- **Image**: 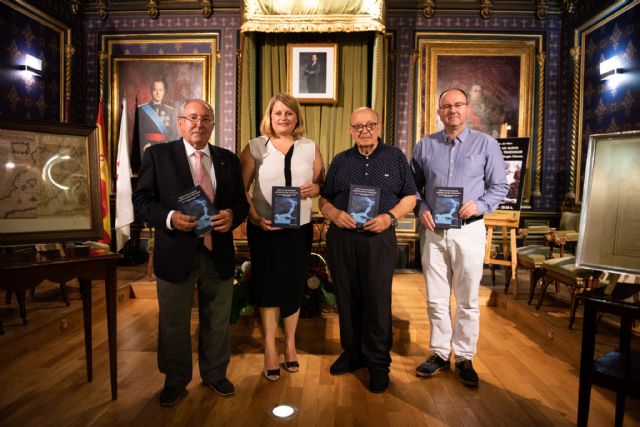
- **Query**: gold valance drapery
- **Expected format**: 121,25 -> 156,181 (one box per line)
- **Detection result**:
241,0 -> 385,33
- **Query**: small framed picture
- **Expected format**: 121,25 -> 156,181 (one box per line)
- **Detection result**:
287,43 -> 338,104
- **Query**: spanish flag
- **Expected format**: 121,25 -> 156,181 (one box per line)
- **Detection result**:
96,101 -> 112,245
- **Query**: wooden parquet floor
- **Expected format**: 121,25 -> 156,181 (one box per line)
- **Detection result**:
0,266 -> 639,426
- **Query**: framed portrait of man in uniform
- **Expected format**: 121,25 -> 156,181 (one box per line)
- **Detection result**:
111,55 -> 211,172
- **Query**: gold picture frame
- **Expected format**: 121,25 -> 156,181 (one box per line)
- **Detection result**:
101,33 -> 218,170
287,43 -> 338,104
110,55 -> 211,172
415,34 -> 539,205
0,119 -> 102,244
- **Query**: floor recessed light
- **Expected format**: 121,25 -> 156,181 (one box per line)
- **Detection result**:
268,403 -> 299,420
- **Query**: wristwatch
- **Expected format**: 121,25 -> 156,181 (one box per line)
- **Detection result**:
385,211 -> 398,228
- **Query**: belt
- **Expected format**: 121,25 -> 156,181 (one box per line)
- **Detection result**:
461,215 -> 483,225
342,227 -> 375,236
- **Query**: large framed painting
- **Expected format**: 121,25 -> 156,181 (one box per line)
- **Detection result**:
102,33 -> 218,173
111,55 -> 210,172
415,34 -> 539,205
0,119 -> 102,244
287,43 -> 338,104
576,130 -> 640,275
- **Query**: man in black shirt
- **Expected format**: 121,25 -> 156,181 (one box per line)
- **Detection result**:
320,107 -> 416,393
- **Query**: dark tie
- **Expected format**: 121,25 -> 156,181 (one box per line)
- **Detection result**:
194,150 -> 214,250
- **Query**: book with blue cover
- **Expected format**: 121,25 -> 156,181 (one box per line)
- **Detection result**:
433,186 -> 463,229
347,184 -> 380,228
177,185 -> 218,235
271,186 -> 301,228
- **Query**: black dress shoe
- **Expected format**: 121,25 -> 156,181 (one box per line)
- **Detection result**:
369,369 -> 390,393
455,359 -> 479,387
207,378 -> 235,396
329,352 -> 366,376
159,386 -> 186,406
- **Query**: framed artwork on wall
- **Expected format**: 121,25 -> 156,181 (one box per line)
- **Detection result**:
415,34 -> 540,206
287,43 -> 338,104
0,119 -> 102,244
576,130 -> 640,275
101,33 -> 218,172
111,55 -> 210,171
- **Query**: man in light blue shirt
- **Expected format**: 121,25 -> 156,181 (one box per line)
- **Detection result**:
411,88 -> 508,387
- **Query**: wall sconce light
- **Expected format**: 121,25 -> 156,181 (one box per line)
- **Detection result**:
599,55 -> 624,88
22,54 -> 42,76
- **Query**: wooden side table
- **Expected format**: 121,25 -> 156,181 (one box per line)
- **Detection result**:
577,284 -> 640,426
0,248 -> 122,400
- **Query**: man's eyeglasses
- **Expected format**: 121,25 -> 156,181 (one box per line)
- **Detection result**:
439,102 -> 468,111
350,122 -> 378,133
179,115 -> 214,125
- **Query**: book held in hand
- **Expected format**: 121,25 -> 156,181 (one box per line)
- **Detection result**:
347,184 -> 380,228
177,186 -> 218,235
271,186 -> 301,228
433,187 -> 463,229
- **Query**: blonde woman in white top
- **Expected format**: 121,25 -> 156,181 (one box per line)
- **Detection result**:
240,93 -> 324,382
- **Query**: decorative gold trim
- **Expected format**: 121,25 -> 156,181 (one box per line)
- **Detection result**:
64,44 -> 75,123
98,0 -> 108,20
536,0 -> 548,20
71,0 -> 80,15
384,32 -> 396,146
567,46 -> 580,201
372,34 -> 385,120
236,34 -> 243,154
563,0 -> 576,14
147,0 -> 159,20
480,0 -> 493,20
533,51 -> 545,198
99,51 -> 107,102
241,0 -> 385,33
423,0 -> 436,19
241,16 -> 385,33
201,0 -> 213,18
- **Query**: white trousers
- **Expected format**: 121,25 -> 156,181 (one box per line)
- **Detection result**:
420,220 -> 486,361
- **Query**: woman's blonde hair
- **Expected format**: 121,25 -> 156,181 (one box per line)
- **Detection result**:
259,93 -> 306,139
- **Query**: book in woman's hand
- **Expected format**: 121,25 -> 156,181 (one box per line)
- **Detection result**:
271,186 -> 301,228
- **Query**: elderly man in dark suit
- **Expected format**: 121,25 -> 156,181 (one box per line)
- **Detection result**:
133,98 -> 248,406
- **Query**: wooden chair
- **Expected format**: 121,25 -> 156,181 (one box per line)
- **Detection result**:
537,210 -> 601,328
539,256 -> 601,329
505,225 -> 570,301
5,282 -> 70,325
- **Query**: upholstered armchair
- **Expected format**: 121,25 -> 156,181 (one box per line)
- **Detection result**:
537,210 -> 601,329
507,225 -> 572,303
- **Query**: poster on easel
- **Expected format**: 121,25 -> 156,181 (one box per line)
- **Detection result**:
484,137 -> 529,223
496,137 -> 529,211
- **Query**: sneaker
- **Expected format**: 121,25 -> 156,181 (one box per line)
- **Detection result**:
455,359 -> 479,387
329,352 -> 366,375
368,368 -> 390,393
206,378 -> 235,396
415,353 -> 450,377
159,386 -> 186,406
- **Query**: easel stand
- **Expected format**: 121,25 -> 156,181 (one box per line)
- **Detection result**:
484,210 -> 520,295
